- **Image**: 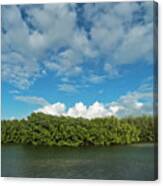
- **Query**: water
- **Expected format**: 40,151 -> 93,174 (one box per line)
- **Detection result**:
1,144 -> 157,180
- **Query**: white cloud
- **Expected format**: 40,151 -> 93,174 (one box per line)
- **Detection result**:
27,4 -> 95,79
2,2 -> 154,89
34,95 -> 151,119
27,4 -> 77,51
35,101 -> 112,119
109,105 -> 122,115
2,52 -> 41,89
36,102 -> 66,116
107,84 -> 153,117
67,102 -> 87,118
34,79 -> 153,118
91,25 -> 124,55
45,49 -> 83,77
58,83 -> 77,93
72,30 -> 97,58
86,101 -> 111,118
2,6 -> 30,54
15,96 -> 50,106
29,31 -> 46,54
84,2 -> 153,76
113,23 -> 153,64
88,74 -> 105,84
2,4 -> 83,89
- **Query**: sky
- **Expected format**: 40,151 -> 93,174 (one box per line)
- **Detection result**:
1,2 -> 156,119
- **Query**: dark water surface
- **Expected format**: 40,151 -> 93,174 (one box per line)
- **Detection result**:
1,144 -> 157,180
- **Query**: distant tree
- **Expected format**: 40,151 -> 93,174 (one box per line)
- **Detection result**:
1,113 -> 157,146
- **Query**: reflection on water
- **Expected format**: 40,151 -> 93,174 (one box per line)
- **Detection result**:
1,144 -> 157,180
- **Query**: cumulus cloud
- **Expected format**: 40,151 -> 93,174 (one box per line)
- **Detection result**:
35,101 -> 112,119
66,102 -> 87,117
36,103 -> 66,116
34,96 -> 151,119
34,79 -> 153,118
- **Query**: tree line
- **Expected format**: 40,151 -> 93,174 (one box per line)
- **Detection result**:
1,112 -> 157,147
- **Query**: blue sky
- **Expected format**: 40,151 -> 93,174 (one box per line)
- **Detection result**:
1,2 -> 155,119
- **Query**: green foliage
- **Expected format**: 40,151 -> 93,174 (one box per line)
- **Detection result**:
1,113 -> 157,147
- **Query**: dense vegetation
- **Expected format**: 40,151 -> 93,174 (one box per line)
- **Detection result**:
1,113 -> 157,147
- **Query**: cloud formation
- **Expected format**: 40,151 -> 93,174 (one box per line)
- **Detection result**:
36,102 -> 66,116
34,80 -> 153,118
35,101 -> 112,119
2,2 -> 154,89
34,97 -> 151,119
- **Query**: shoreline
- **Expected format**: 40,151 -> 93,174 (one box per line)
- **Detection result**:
1,142 -> 156,148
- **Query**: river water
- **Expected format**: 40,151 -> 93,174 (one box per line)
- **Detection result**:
1,144 -> 157,180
